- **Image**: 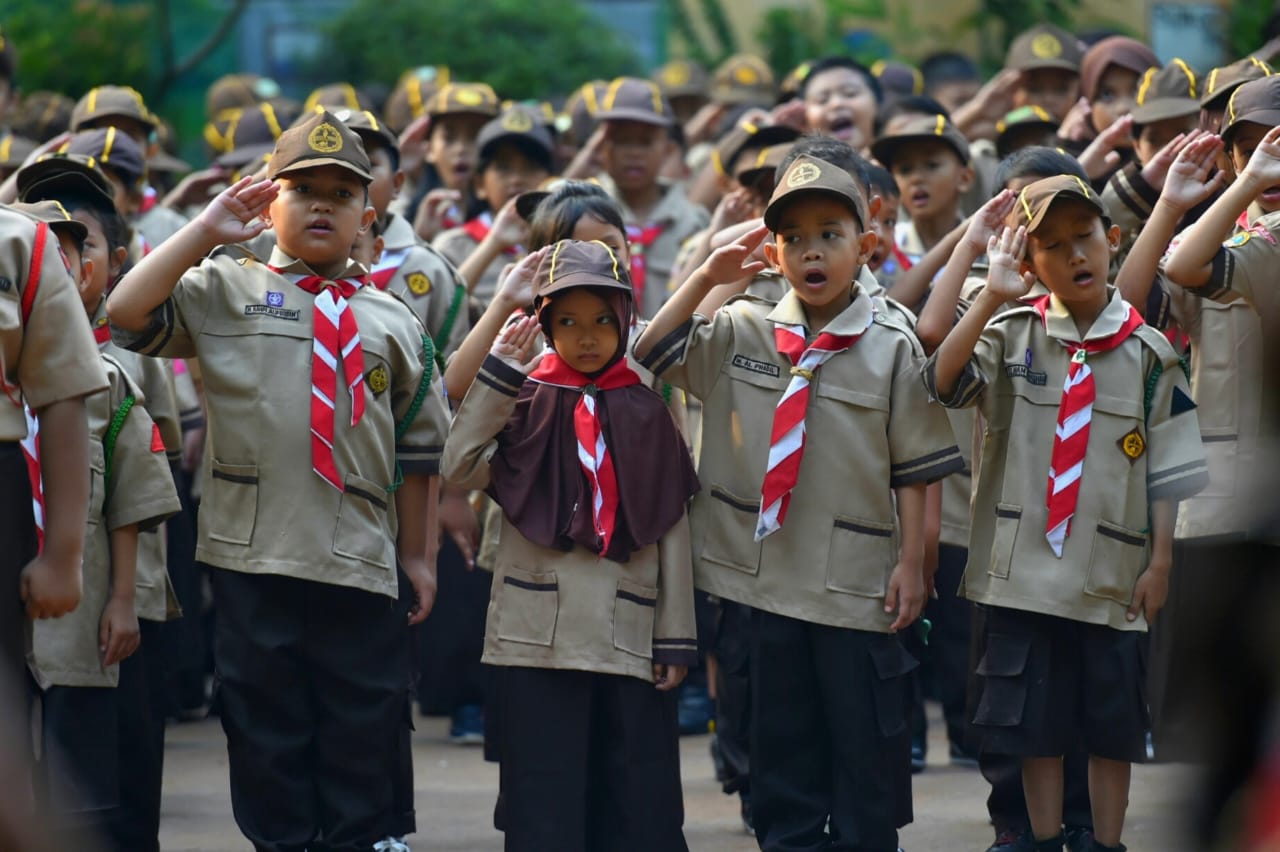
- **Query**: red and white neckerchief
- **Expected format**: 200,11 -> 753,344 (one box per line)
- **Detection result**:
890,243 -> 914,272
757,315 -> 872,540
1035,295 -> 1144,557
268,266 -> 367,491
528,353 -> 641,555
463,211 -> 522,257
625,223 -> 664,313
366,246 -> 411,290
20,404 -> 44,551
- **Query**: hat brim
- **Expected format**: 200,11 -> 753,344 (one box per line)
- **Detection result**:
478,129 -> 554,163
1009,58 -> 1081,73
1131,98 -> 1199,125
269,155 -> 372,183
515,190 -> 551,222
149,151 -> 192,174
870,132 -> 970,169
712,87 -> 772,106
1022,190 -> 1107,232
17,160 -> 116,205
764,187 -> 864,232
11,203 -> 90,241
215,143 -> 274,171
536,269 -> 633,300
1222,109 -> 1280,140
596,108 -> 672,126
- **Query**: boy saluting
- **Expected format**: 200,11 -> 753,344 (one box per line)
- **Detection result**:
107,110 -> 450,850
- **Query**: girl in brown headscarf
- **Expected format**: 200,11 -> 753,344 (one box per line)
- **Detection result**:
442,239 -> 699,852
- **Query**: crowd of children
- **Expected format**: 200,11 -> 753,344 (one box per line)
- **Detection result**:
1,12 -> 1278,852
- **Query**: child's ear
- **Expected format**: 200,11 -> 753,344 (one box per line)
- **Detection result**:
359,205 -> 377,234
392,169 -> 406,200
1019,258 -> 1035,278
109,246 -> 128,278
762,239 -> 779,269
1106,222 -> 1122,253
866,193 -> 883,221
857,229 -> 878,266
78,257 -> 95,291
371,235 -> 386,265
957,163 -> 975,194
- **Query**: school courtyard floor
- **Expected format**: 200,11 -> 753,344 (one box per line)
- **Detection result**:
159,705 -> 1198,851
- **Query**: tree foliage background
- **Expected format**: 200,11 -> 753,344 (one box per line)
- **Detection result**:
319,0 -> 641,100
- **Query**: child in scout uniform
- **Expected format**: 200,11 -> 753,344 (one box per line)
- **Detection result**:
1005,24 -> 1085,124
636,155 -> 964,851
801,56 -> 882,155
595,77 -> 710,319
16,154 -> 184,851
15,199 -> 180,847
334,107 -> 472,361
871,114 -> 974,270
926,176 -> 1209,852
864,163 -> 905,287
442,240 -> 700,851
105,110 -> 452,850
433,105 -> 552,307
1078,38 -> 1160,157
412,82 -> 501,243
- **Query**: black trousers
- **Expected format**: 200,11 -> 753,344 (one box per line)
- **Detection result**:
414,536 -> 490,715
0,444 -> 36,701
38,684 -> 118,847
967,605 -> 1092,834
105,619 -> 166,852
162,465 -> 206,715
749,608 -> 916,852
212,568 -> 410,852
714,599 -> 752,796
497,666 -> 687,852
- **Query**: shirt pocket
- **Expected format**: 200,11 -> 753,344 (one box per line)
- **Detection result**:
988,503 -> 1022,580
206,459 -> 258,545
333,474 -> 392,569
702,487 -> 761,575
86,438 -> 106,527
826,516 -> 896,598
495,568 -> 559,646
613,578 -> 657,659
1085,520 -> 1149,605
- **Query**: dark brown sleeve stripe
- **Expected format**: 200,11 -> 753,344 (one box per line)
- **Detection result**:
652,646 -> 699,666
1197,248 -> 1232,301
638,319 -> 694,376
476,371 -> 521,397
1148,465 -> 1209,502
889,450 -> 965,487
479,354 -> 527,394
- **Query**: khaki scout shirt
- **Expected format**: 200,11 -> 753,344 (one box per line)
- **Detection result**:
640,286 -> 963,631
28,354 -> 180,689
1184,210 -> 1280,541
431,224 -> 505,310
380,213 -> 471,360
442,355 -> 698,682
923,290 -> 1209,631
0,207 -> 108,440
600,175 -> 711,319
111,247 -> 452,598
136,205 -> 189,253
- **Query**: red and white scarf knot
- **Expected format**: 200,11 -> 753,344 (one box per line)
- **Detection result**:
1037,296 -> 1143,557
757,318 -> 870,541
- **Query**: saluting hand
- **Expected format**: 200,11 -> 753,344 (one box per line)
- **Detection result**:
699,222 -> 768,286
984,226 -> 1037,301
1159,133 -> 1227,213
495,246 -> 548,311
1076,114 -> 1132,179
1242,125 -> 1280,191
490,314 -> 543,373
960,189 -> 1018,257
195,176 -> 278,244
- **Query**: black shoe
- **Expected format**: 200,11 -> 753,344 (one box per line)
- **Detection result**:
1063,826 -> 1093,852
985,828 -> 1031,851
740,793 -> 754,834
709,734 -> 729,783
1085,841 -> 1125,852
910,739 -> 926,773
1032,834 -> 1064,852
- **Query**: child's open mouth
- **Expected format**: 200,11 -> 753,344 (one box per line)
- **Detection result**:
1261,185 -> 1280,204
804,269 -> 828,287
1072,270 -> 1094,288
827,116 -> 854,137
909,190 -> 930,207
307,219 -> 333,234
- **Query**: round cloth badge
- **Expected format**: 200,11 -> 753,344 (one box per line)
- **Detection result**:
1031,34 -> 1063,58
367,364 -> 389,395
1225,231 -> 1251,248
407,272 -> 432,295
734,65 -> 760,85
786,162 -> 821,187
455,88 -> 484,107
502,110 -> 533,132
308,122 -> 343,154
664,63 -> 691,86
1118,428 -> 1146,462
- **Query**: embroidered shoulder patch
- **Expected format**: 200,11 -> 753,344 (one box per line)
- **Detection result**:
367,364 -> 389,395
1170,386 -> 1196,416
1119,428 -> 1146,461
406,271 -> 432,295
1225,231 -> 1250,248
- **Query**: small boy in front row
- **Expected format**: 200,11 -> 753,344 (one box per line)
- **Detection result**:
925,176 -> 1209,852
636,156 -> 964,851
106,110 -> 452,851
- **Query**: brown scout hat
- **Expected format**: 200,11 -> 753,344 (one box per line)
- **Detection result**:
205,73 -> 282,121
11,200 -> 91,243
1221,76 -> 1280,144
596,77 -> 674,126
0,134 -> 36,172
267,109 -> 372,183
736,141 -> 795,187
477,106 -> 555,164
712,117 -> 801,177
384,66 -> 451,134
764,154 -> 868,232
653,59 -> 710,100
425,83 -> 500,119
995,105 -> 1059,157
1130,59 -> 1200,125
214,101 -> 292,170
711,55 -> 777,106
64,127 -> 147,188
71,85 -> 157,133
870,113 -> 970,169
564,80 -> 609,144
17,152 -> 116,205
871,60 -> 924,98
534,239 -> 632,303
12,92 -> 75,143
1201,56 -> 1273,110
1005,24 -> 1084,73
1008,174 -> 1108,232
332,108 -> 399,155
779,63 -> 813,102
1080,37 -> 1159,101
304,83 -> 375,115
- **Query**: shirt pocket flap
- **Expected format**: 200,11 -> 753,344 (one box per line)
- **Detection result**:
496,568 -> 559,646
613,578 -> 658,659
815,383 -> 890,411
1092,394 -> 1144,420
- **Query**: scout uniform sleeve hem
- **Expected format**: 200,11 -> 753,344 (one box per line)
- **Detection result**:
889,446 -> 965,487
1144,275 -> 1173,330
107,494 -> 182,534
921,352 -> 984,408
395,444 -> 443,475
1107,162 -> 1158,220
1147,461 -> 1210,502
637,318 -> 696,377
110,300 -> 177,356
477,354 -> 527,397
651,639 -> 699,667
1195,247 -> 1233,301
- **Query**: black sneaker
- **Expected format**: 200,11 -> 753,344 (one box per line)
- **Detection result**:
1063,825 -> 1093,852
986,829 -> 1031,851
910,738 -> 926,773
448,704 -> 484,745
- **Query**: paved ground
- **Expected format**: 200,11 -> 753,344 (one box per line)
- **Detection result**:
159,705 -> 1200,851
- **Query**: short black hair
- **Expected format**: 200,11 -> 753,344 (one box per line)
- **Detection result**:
994,146 -> 1088,190
776,135 -> 872,194
360,134 -> 401,173
874,95 -> 952,135
920,52 -> 981,91
865,163 -> 898,199
800,56 -> 883,105
478,136 -> 554,178
56,189 -> 133,274
526,181 -> 627,252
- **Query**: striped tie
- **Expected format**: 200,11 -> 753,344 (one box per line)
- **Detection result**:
275,271 -> 367,491
625,223 -> 664,314
575,386 -> 619,554
20,404 -> 44,552
757,318 -> 870,541
1037,296 -> 1144,556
